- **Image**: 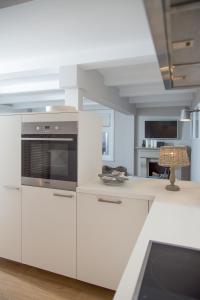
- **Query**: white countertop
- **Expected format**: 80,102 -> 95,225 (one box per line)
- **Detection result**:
77,177 -> 160,201
113,179 -> 200,300
78,178 -> 200,300
77,177 -> 200,201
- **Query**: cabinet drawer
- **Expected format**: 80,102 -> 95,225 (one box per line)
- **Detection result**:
0,115 -> 21,262
22,186 -> 76,278
77,192 -> 148,290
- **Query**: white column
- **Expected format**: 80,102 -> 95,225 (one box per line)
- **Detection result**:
64,88 -> 84,111
59,65 -> 85,111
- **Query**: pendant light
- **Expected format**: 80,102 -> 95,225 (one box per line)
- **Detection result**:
180,107 -> 200,122
180,108 -> 191,122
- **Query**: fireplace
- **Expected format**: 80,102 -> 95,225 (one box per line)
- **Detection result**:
148,161 -> 170,179
137,147 -> 190,180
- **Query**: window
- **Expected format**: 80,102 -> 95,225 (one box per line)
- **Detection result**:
82,98 -> 115,161
97,110 -> 114,161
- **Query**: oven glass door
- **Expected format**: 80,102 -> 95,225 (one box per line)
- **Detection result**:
22,134 -> 77,190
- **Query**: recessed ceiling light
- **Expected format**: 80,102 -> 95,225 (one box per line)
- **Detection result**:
172,75 -> 186,81
172,40 -> 194,50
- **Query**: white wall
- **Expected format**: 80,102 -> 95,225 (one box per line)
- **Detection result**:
135,107 -> 192,175
0,0 -> 154,74
190,101 -> 200,181
191,104 -> 200,181
191,139 -> 200,181
103,111 -> 134,175
136,107 -> 191,147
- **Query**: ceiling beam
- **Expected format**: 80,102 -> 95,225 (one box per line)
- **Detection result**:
0,90 -> 65,104
0,68 -> 58,81
120,82 -> 196,97
12,100 -> 64,110
130,93 -> 194,104
0,74 -> 58,86
135,100 -> 192,108
102,63 -> 162,87
105,76 -> 160,87
60,65 -> 134,114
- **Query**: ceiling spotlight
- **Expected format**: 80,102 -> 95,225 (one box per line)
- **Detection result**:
180,108 -> 191,122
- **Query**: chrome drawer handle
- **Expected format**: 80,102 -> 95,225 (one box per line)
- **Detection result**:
98,198 -> 122,205
53,193 -> 73,198
3,185 -> 20,191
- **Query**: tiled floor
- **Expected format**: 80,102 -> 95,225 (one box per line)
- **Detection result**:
0,259 -> 114,300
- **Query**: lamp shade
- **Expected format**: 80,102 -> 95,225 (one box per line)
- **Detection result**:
180,108 -> 191,121
159,146 -> 189,167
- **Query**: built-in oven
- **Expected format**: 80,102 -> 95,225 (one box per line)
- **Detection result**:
21,121 -> 78,191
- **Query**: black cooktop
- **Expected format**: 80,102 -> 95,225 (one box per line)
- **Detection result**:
133,241 -> 200,300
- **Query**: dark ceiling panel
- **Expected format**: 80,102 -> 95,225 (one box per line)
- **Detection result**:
171,0 -> 199,6
144,0 -> 200,89
0,0 -> 33,9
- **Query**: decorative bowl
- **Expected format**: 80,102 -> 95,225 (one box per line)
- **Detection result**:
98,173 -> 129,186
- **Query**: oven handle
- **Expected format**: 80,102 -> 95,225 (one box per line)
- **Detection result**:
21,138 -> 74,141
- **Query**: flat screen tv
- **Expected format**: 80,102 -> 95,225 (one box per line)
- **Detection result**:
145,121 -> 178,139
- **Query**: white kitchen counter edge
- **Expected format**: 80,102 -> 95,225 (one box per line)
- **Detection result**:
77,177 -> 157,201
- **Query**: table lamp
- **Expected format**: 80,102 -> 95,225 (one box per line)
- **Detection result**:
159,146 -> 189,191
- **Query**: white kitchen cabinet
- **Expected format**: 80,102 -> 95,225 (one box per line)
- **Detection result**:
77,192 -> 148,290
22,186 -> 76,278
0,115 -> 21,262
0,187 -> 21,262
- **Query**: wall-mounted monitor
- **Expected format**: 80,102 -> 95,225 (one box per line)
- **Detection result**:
145,120 -> 178,139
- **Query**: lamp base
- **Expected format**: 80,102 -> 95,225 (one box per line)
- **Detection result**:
165,184 -> 180,192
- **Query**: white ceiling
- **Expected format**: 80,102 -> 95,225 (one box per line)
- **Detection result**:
0,0 -> 154,73
0,0 -> 197,110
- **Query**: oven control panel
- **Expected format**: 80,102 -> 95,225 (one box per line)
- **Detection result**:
22,121 -> 78,135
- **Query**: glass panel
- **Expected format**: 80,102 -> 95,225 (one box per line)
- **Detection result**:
83,107 -> 114,161
49,146 -> 69,180
101,110 -> 114,161
102,131 -> 109,156
22,139 -> 77,181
